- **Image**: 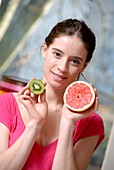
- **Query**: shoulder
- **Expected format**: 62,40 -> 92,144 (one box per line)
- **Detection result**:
76,112 -> 104,135
0,92 -> 14,101
0,93 -> 13,105
0,93 -> 18,128
83,112 -> 104,127
0,92 -> 17,109
73,112 -> 105,148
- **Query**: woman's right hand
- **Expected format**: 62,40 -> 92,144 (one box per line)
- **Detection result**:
17,80 -> 48,129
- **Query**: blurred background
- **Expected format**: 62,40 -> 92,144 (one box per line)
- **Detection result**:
0,0 -> 114,169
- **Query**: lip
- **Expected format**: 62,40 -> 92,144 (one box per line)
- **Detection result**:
51,71 -> 67,81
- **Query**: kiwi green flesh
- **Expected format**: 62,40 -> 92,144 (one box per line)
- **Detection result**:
30,80 -> 44,94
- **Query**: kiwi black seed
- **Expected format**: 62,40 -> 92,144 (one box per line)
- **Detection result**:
29,79 -> 44,94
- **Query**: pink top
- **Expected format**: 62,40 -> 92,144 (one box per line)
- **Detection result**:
0,93 -> 104,170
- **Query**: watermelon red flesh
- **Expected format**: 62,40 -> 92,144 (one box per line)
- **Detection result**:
65,83 -> 93,109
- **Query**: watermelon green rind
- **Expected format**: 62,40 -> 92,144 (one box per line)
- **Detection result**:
63,81 -> 95,112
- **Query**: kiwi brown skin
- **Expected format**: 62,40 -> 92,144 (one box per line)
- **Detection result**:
29,79 -> 44,94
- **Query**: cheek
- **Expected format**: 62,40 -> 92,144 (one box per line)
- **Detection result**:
72,72 -> 79,80
69,69 -> 79,80
43,60 -> 49,72
69,66 -> 81,74
69,66 -> 84,80
44,56 -> 57,68
43,58 -> 53,73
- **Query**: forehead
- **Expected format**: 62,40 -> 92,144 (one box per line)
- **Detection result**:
50,35 -> 88,57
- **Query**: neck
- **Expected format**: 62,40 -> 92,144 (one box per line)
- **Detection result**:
46,84 -> 65,105
42,76 -> 66,107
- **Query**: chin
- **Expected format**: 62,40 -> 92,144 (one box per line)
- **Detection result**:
50,82 -> 67,90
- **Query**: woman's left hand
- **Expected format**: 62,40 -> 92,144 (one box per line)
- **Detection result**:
61,88 -> 98,123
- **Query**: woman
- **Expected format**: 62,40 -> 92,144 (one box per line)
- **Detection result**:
0,19 -> 104,170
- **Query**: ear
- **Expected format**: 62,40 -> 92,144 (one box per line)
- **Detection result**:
42,42 -> 48,59
81,61 -> 90,73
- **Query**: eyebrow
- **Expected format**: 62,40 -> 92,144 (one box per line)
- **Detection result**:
52,48 -> 64,54
52,48 -> 83,61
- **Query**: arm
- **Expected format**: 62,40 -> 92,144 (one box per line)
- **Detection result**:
52,118 -> 77,170
52,116 -> 99,170
0,83 -> 48,170
52,94 -> 99,170
73,134 -> 99,170
0,120 -> 40,170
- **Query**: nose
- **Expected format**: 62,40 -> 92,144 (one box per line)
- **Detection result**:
57,59 -> 68,73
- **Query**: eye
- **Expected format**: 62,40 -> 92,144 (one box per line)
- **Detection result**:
53,51 -> 61,58
55,52 -> 60,56
71,58 -> 80,65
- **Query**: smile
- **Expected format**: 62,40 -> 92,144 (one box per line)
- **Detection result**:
52,72 -> 67,80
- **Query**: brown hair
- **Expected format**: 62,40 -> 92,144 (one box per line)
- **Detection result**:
45,18 -> 96,62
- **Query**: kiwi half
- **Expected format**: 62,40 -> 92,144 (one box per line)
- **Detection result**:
29,79 -> 44,94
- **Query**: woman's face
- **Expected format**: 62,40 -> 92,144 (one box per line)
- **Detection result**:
42,35 -> 88,89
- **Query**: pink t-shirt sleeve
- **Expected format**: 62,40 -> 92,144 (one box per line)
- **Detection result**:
73,112 -> 104,151
0,93 -> 12,129
0,93 -> 25,146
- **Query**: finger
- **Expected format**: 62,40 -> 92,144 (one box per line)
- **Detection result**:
94,96 -> 99,111
24,89 -> 31,96
90,83 -> 94,88
94,88 -> 98,97
18,94 -> 36,105
33,93 -> 39,103
18,85 -> 29,96
40,89 -> 47,103
19,94 -> 30,101
18,78 -> 36,96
